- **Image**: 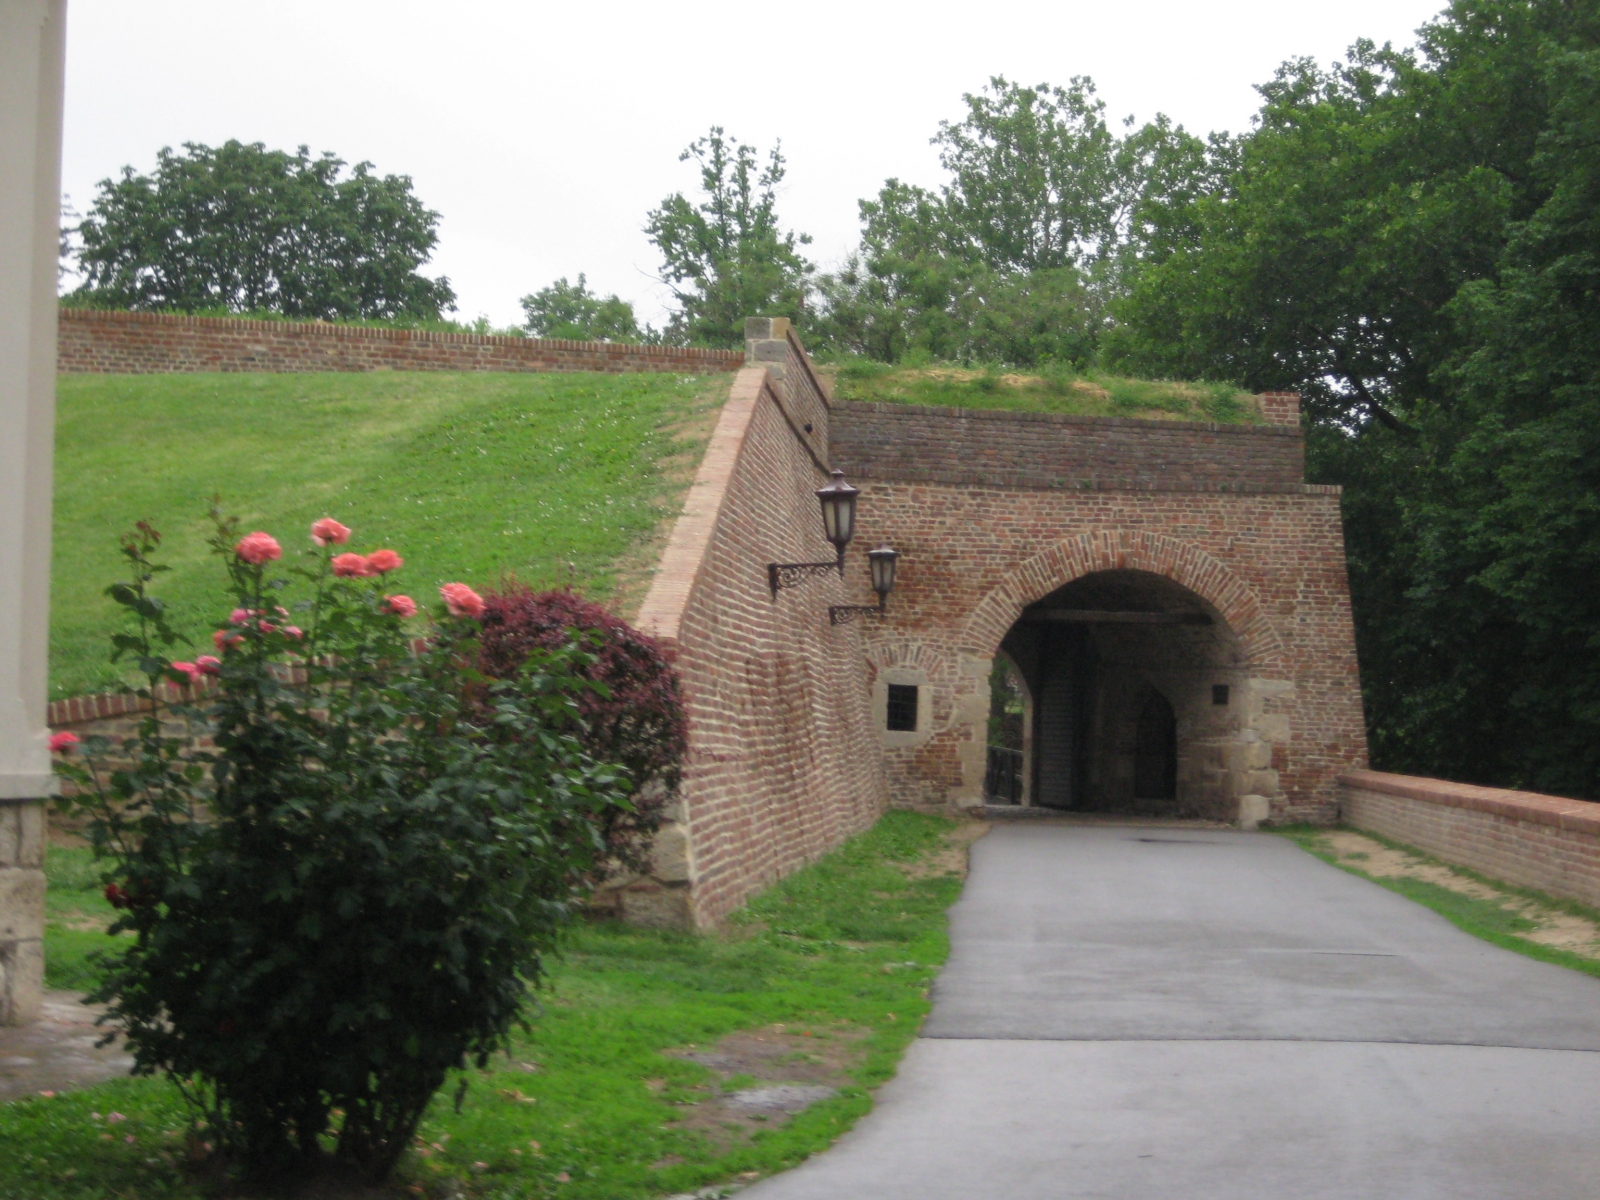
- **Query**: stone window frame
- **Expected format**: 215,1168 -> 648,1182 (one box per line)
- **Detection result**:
874,666 -> 934,747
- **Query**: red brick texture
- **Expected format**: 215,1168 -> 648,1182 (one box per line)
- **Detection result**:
833,400 -> 1368,823
56,309 -> 743,376
831,404 -> 1304,492
1340,770 -> 1600,910
631,330 -> 888,928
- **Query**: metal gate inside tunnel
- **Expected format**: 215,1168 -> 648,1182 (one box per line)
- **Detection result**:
984,570 -> 1248,818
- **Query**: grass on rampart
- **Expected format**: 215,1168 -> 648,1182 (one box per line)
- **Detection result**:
825,360 -> 1259,423
52,370 -> 723,700
10,812 -> 965,1200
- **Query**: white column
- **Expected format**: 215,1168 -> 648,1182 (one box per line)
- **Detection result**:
0,0 -> 67,1026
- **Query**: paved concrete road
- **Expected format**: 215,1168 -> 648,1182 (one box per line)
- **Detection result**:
742,823 -> 1600,1199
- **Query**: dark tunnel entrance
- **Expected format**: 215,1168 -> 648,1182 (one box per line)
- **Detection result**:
985,570 -> 1248,818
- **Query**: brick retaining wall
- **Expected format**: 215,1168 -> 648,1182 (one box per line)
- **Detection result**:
830,396 -> 1303,493
57,308 -> 743,375
632,339 -> 888,927
1340,770 -> 1600,910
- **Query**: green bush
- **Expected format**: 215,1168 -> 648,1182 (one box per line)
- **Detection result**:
53,511 -> 639,1187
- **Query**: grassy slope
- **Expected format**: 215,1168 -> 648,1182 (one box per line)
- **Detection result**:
10,813 -> 962,1200
827,360 -> 1259,423
52,371 -> 721,699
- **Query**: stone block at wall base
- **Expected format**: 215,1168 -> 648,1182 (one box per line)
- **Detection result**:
1238,794 -> 1271,831
1,797 -> 47,1025
0,937 -> 44,1026
617,880 -> 695,930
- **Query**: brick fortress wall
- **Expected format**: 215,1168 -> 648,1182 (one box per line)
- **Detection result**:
627,321 -> 887,928
1342,771 -> 1600,910
57,308 -> 744,376
832,401 -> 1305,492
831,393 -> 1368,824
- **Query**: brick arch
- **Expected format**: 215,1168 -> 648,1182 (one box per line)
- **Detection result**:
864,638 -> 955,685
958,530 -> 1288,671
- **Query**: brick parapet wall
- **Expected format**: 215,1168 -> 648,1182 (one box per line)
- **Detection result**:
57,308 -> 744,376
635,365 -> 888,927
1259,391 -> 1301,426
830,401 -> 1305,493
1340,770 -> 1600,910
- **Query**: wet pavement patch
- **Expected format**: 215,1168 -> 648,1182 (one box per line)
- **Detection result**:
0,991 -> 132,1101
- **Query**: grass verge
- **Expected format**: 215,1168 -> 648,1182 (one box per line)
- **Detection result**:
825,359 -> 1258,423
9,811 -> 969,1199
42,844 -> 123,991
1277,824 -> 1600,981
53,371 -> 722,699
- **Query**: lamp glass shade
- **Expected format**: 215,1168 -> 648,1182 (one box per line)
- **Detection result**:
816,470 -> 860,550
868,545 -> 898,596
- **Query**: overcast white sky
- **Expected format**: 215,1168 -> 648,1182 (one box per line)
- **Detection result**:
62,0 -> 1449,329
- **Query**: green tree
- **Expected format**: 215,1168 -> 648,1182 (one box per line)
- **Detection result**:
645,128 -> 812,348
812,77 -> 1214,365
1108,0 -> 1600,796
73,140 -> 455,320
519,274 -> 643,341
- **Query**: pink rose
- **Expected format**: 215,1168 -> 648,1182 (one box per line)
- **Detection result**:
170,661 -> 203,685
366,549 -> 403,574
195,655 -> 222,676
283,626 -> 303,639
228,608 -> 253,626
49,731 -> 80,753
331,553 -> 373,578
310,517 -> 351,547
439,583 -> 485,619
382,594 -> 418,618
235,531 -> 282,564
213,629 -> 243,651
257,621 -> 277,634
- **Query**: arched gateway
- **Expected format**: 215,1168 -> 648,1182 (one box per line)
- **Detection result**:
628,321 -> 1367,926
833,378 -> 1368,827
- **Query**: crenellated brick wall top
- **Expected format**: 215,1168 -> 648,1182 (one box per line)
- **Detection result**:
830,400 -> 1307,493
1341,769 -> 1600,836
57,308 -> 745,376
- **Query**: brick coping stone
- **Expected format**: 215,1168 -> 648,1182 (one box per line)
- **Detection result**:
1340,769 -> 1600,837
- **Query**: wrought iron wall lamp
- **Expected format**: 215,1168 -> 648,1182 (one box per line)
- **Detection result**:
829,545 -> 898,624
767,470 -> 899,623
767,470 -> 859,597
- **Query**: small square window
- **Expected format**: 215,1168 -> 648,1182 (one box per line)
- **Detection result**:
1212,684 -> 1230,706
886,683 -> 919,732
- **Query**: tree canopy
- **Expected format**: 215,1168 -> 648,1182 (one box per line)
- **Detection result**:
519,274 -> 643,342
72,140 -> 455,320
811,77 -> 1218,365
1103,0 -> 1600,797
645,128 -> 812,349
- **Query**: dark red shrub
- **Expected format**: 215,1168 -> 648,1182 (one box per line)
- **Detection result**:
477,585 -> 687,871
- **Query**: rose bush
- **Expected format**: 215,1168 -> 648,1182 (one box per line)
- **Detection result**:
54,510 -> 651,1186
476,584 -> 688,876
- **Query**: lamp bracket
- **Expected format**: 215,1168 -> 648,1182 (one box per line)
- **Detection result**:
768,558 -> 844,600
829,602 -> 887,626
